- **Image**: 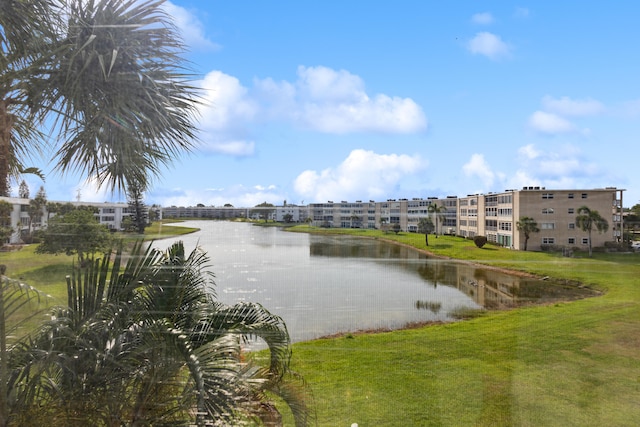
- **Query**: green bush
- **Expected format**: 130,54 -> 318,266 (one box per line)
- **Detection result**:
473,235 -> 487,248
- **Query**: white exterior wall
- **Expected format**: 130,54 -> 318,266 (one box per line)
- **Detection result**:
0,197 -> 131,244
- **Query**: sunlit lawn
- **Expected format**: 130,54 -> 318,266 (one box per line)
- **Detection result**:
4,223 -> 640,426
0,221 -> 200,302
284,226 -> 640,426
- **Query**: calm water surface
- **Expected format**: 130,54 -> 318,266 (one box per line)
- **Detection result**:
153,221 -> 591,343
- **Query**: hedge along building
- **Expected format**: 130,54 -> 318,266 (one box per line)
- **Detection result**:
0,196 -> 133,244
457,187 -> 624,251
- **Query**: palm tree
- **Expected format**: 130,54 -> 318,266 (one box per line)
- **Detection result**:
0,0 -> 56,196
428,203 -> 447,238
516,217 -> 539,251
1,0 -> 199,196
9,241 -> 312,425
576,206 -> 609,257
417,217 -> 435,246
0,276 -> 52,427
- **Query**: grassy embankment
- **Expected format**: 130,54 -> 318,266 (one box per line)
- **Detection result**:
278,225 -> 640,426
0,220 -> 200,303
3,222 -> 639,425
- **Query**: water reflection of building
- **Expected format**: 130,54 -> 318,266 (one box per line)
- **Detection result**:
457,267 -> 519,309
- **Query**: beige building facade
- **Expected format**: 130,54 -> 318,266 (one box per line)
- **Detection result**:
307,186 -> 624,251
459,187 -> 623,251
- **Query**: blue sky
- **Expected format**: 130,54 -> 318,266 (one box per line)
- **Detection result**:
20,1 -> 640,207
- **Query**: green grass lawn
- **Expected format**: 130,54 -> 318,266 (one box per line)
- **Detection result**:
3,224 -> 639,426
283,227 -> 640,426
0,221 -> 200,302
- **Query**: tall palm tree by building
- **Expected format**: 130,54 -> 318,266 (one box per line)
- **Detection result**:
0,0 -> 199,196
428,203 -> 447,238
417,217 -> 435,246
576,206 -> 609,257
516,217 -> 539,251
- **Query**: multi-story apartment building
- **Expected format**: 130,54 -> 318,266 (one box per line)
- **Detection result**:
0,197 -> 134,244
459,187 -> 623,251
162,205 -> 250,219
139,185 -> 625,253
303,186 -> 624,251
275,204 -> 308,223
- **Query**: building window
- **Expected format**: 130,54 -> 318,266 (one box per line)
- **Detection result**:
568,208 -> 574,214
568,223 -> 576,229
542,208 -> 554,214
541,223 -> 555,230
581,193 -> 588,199
499,222 -> 512,231
542,193 -> 554,199
568,238 -> 576,244
582,238 -> 589,245
542,237 -> 555,244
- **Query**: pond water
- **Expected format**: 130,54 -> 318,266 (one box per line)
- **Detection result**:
152,221 -> 593,343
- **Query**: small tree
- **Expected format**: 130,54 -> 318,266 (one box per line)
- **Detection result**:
252,202 -> 275,222
576,206 -> 609,257
417,217 -> 435,246
127,182 -> 148,234
379,217 -> 389,233
516,216 -> 540,251
36,209 -> 112,266
0,201 -> 13,245
17,180 -> 29,199
392,223 -> 401,234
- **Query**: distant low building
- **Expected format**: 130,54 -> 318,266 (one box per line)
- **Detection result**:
156,186 -> 625,252
162,205 -> 249,219
0,197 -> 133,244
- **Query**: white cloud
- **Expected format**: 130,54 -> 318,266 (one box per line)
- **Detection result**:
471,12 -> 494,25
514,7 -> 530,18
527,111 -> 576,135
467,32 -> 511,60
459,145 -> 604,197
205,140 -> 255,156
541,95 -> 604,116
73,176 -> 123,203
163,2 -> 220,51
199,71 -> 258,130
194,66 -> 428,157
149,184 -> 286,208
518,144 -> 541,160
196,71 -> 259,155
277,66 -> 428,134
512,144 -> 601,188
462,154 -> 496,188
294,149 -> 425,202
